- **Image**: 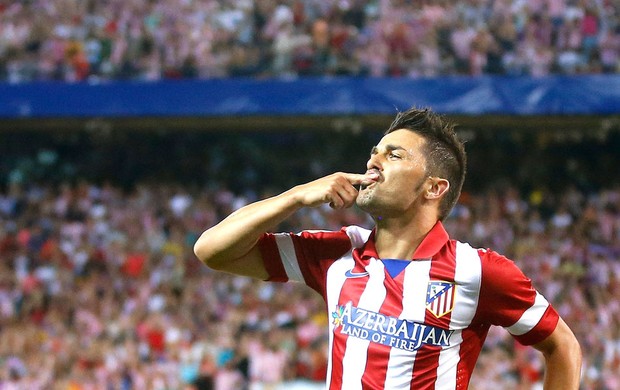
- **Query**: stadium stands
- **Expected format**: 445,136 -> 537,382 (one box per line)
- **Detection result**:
1,0 -> 619,388
0,0 -> 618,82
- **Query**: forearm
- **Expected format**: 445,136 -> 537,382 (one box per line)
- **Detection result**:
542,346 -> 581,389
542,354 -> 581,389
193,189 -> 301,266
193,172 -> 370,277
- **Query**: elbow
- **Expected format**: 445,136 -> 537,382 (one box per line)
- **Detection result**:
560,332 -> 583,369
559,326 -> 582,367
542,322 -> 583,382
193,240 -> 206,262
558,335 -> 583,386
193,238 -> 220,270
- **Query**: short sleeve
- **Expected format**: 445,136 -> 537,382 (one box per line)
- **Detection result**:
476,249 -> 559,345
257,228 -> 353,294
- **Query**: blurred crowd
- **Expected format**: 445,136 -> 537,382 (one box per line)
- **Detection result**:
0,0 -> 619,82
0,164 -> 619,389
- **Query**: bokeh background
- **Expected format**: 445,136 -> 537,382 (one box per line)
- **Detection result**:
1,1 -> 619,389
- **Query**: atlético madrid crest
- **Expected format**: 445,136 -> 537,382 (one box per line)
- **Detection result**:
426,281 -> 456,318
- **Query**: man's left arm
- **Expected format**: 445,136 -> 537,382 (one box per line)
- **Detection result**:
476,249 -> 582,388
533,317 -> 582,389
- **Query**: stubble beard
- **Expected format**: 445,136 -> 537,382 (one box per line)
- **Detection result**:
356,186 -> 384,217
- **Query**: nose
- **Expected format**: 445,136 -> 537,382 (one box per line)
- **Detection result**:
366,153 -> 382,170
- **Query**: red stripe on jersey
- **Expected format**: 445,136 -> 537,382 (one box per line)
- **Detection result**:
514,305 -> 559,345
258,233 -> 288,282
456,325 -> 490,388
410,348 -> 442,389
293,230 -> 353,295
476,248 -> 537,326
411,241 -> 458,388
360,268 -> 406,388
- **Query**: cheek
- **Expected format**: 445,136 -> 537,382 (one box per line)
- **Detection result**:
394,165 -> 426,193
412,175 -> 428,194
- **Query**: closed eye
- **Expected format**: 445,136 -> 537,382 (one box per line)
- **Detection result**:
369,144 -> 408,160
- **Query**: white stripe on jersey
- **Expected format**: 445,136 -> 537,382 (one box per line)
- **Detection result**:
344,226 -> 373,249
506,292 -> 550,336
341,258 -> 387,390
383,259 -> 432,389
274,234 -> 304,282
325,254 -> 355,390
435,242 -> 482,388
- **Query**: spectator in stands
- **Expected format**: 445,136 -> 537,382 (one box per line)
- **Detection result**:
599,26 -> 620,73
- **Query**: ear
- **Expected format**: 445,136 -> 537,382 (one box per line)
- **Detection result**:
425,178 -> 450,200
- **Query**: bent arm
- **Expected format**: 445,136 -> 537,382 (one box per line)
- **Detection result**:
533,317 -> 582,389
194,191 -> 300,279
193,172 -> 373,279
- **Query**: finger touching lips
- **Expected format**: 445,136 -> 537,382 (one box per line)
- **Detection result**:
362,170 -> 380,184
345,171 -> 380,186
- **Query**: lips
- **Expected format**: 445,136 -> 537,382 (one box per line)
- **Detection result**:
365,169 -> 381,180
360,169 -> 381,190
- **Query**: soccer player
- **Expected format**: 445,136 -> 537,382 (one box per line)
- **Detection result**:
193,107 -> 582,389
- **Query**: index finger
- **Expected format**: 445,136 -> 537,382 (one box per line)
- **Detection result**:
343,172 -> 378,185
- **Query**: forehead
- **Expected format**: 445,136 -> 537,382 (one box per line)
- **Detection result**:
378,129 -> 425,150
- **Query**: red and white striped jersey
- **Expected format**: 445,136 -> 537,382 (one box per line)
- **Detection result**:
258,222 -> 559,390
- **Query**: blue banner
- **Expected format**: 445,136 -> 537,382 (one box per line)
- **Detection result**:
0,75 -> 618,118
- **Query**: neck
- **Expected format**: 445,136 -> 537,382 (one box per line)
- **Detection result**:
373,207 -> 438,260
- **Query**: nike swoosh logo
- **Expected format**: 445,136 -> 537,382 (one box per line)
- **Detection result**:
345,269 -> 369,278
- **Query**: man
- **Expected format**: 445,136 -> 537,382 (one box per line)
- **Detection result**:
194,107 -> 581,389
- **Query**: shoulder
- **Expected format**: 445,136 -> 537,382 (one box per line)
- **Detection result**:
462,243 -> 531,292
286,225 -> 370,244
452,241 -> 522,277
476,246 -> 529,284
260,225 -> 370,258
450,241 -> 531,297
445,241 -> 514,291
296,225 -> 371,256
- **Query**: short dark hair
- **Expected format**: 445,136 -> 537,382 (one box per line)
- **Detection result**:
386,107 -> 466,220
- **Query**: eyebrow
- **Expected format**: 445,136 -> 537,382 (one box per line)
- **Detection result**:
370,144 -> 408,155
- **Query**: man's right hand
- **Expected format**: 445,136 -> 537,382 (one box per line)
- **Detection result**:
290,172 -> 377,209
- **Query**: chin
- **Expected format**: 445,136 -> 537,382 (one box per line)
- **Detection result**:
356,194 -> 379,214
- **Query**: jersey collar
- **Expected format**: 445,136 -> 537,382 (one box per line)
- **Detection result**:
357,221 -> 449,261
